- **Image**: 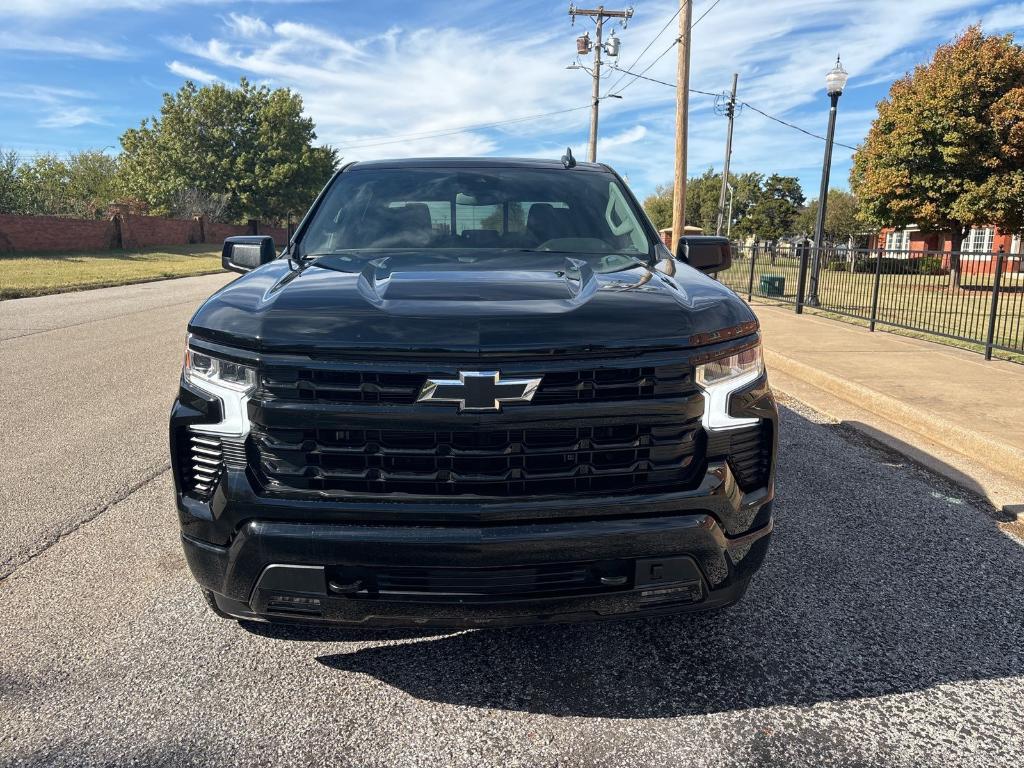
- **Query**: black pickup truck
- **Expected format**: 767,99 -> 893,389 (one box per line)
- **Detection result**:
170,156 -> 777,628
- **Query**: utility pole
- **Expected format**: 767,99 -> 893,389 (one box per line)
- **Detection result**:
568,4 -> 633,163
715,73 -> 739,237
671,0 -> 692,252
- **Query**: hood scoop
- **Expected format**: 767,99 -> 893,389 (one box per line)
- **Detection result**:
356,256 -> 599,316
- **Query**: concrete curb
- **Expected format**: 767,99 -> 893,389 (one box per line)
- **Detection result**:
764,348 -> 1024,482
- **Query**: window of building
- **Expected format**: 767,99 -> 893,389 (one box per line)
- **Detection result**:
885,229 -> 910,253
962,227 -> 995,255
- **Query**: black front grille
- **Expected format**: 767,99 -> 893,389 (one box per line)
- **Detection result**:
252,419 -> 704,498
331,561 -> 630,602
259,362 -> 693,406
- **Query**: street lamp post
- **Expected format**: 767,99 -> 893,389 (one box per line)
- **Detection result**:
806,56 -> 849,307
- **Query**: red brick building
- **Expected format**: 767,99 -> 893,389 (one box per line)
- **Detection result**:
867,225 -> 1023,273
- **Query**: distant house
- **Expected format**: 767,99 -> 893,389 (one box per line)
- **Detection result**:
867,225 -> 1022,273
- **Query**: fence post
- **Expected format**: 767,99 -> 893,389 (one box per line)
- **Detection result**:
984,252 -> 1005,360
794,246 -> 809,314
868,249 -> 883,332
746,246 -> 757,301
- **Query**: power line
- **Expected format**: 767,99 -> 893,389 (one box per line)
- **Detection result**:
609,0 -> 723,97
334,103 -> 600,151
608,64 -> 859,151
604,6 -> 681,95
692,0 -> 723,27
740,99 -> 859,151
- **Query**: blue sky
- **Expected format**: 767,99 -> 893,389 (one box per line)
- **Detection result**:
1,0 -> 1022,200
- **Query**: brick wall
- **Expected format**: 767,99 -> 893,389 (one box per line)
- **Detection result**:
0,213 -> 289,253
258,224 -> 289,244
0,214 -> 115,253
205,221 -> 253,243
119,215 -> 202,250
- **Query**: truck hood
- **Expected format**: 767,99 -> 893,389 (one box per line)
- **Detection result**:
188,250 -> 756,354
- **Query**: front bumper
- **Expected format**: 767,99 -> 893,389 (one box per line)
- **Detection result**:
180,472 -> 773,627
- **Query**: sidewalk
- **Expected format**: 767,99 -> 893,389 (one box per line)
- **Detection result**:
751,301 -> 1024,512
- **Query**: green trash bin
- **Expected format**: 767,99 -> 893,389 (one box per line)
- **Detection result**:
760,275 -> 785,297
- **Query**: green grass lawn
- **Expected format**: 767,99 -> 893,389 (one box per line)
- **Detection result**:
719,256 -> 1024,363
0,244 -> 224,300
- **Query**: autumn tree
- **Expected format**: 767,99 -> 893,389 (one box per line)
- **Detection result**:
851,26 -> 1024,285
119,78 -> 339,222
795,189 -> 865,243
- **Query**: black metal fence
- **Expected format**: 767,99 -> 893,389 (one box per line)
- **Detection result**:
717,242 -> 1024,361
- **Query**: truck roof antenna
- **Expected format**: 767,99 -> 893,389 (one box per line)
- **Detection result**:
561,147 -> 576,169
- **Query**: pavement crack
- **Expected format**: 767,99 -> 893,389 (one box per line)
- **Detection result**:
0,462 -> 172,581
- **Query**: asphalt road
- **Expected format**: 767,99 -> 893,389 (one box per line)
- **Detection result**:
2,275 -> 1023,767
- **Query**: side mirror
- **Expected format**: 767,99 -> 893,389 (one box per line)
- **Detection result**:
675,235 -> 732,274
222,236 -> 276,274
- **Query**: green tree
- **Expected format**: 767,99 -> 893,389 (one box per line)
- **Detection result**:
19,154 -> 71,217
119,78 -> 339,221
0,149 -> 25,214
65,150 -> 120,218
795,189 -> 864,243
743,174 -> 804,241
851,26 -> 1024,285
642,183 -> 673,231
643,170 -> 764,235
16,150 -> 120,218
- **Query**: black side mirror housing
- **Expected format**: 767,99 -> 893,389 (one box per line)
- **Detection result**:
222,236 -> 276,274
675,235 -> 732,274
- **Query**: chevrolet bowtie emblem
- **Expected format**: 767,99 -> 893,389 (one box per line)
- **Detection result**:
416,371 -> 542,412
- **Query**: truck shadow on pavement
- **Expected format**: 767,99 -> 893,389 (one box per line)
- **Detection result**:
275,407 -> 1024,718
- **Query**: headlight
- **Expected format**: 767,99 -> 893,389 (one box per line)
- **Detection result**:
696,343 -> 764,430
184,345 -> 256,393
696,345 -> 763,389
182,335 -> 256,438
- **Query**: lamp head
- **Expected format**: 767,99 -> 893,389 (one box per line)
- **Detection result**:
825,55 -> 849,96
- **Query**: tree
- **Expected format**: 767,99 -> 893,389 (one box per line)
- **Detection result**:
119,78 -> 339,222
0,149 -> 24,214
16,150 -> 120,218
642,170 -> 765,235
742,174 -> 804,241
851,26 -> 1024,285
795,189 -> 864,243
64,150 -> 120,219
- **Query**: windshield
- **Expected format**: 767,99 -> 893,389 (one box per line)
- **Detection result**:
299,167 -> 655,260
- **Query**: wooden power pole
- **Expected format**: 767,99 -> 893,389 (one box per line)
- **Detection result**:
715,73 -> 739,236
569,5 -> 634,163
671,0 -> 692,251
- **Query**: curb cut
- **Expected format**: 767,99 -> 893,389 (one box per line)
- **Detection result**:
763,348 -> 1024,482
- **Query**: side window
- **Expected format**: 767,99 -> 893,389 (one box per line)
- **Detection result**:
605,182 -> 647,253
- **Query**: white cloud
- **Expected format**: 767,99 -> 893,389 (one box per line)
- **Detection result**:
0,85 -> 105,130
0,0 -> 309,18
600,125 -> 648,151
0,30 -> 127,59
38,106 -> 105,129
224,12 -> 270,38
161,0 -> 1016,197
168,60 -> 220,84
